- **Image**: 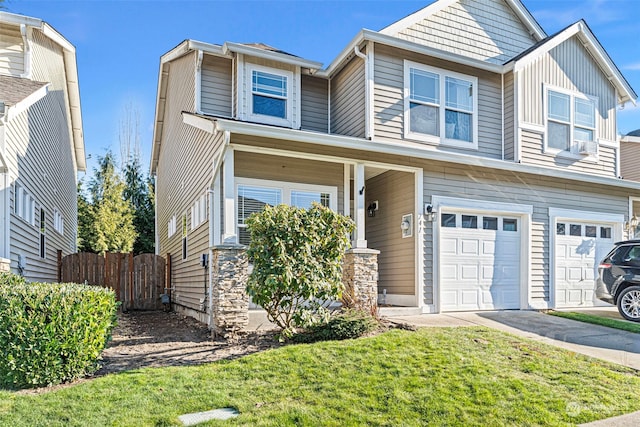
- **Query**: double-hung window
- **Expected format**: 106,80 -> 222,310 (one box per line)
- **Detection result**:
546,88 -> 597,156
236,178 -> 337,245
248,65 -> 293,127
405,61 -> 478,149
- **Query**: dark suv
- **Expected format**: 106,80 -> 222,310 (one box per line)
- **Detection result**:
596,240 -> 640,322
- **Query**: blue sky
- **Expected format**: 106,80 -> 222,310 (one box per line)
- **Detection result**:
5,0 -> 640,178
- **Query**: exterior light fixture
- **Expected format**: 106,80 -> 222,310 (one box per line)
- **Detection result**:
424,203 -> 437,221
367,201 -> 378,217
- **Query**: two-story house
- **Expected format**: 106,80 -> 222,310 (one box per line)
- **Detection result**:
0,12 -> 85,280
151,0 -> 640,326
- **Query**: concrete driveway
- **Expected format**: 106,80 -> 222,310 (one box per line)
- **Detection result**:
385,308 -> 640,370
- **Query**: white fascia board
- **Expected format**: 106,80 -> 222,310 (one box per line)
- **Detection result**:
208,115 -> 640,191
61,48 -> 86,172
160,40 -> 191,64
379,0 -> 457,36
513,24 -> 580,73
182,111 -> 215,134
318,30 -> 366,77
187,40 -> 226,58
5,83 -> 49,121
621,135 -> 640,144
0,11 -> 41,27
222,42 -> 323,71
41,23 -> 75,53
506,0 -> 546,40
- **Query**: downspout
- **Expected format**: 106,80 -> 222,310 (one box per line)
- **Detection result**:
327,78 -> 331,133
501,73 -> 505,161
207,128 -> 231,327
20,24 -> 31,79
0,107 -> 9,261
353,45 -> 371,140
195,50 -> 203,114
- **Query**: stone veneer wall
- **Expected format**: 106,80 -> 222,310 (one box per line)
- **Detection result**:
211,245 -> 249,338
0,258 -> 10,273
341,248 -> 380,314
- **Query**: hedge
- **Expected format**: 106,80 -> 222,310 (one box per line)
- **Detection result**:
0,273 -> 118,389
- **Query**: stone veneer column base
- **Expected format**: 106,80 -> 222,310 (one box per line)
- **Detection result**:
211,245 -> 249,338
342,248 -> 380,315
0,258 -> 9,273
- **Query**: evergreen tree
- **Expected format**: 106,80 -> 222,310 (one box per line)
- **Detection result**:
123,157 -> 155,254
76,181 -> 96,252
89,152 -> 137,254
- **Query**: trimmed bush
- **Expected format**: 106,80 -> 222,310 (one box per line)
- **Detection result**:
0,273 -> 118,389
246,203 -> 355,338
292,310 -> 379,343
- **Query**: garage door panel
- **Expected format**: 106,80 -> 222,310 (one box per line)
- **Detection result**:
440,212 -> 521,312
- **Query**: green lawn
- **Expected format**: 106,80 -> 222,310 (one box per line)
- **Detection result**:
1,327 -> 640,426
549,311 -> 640,334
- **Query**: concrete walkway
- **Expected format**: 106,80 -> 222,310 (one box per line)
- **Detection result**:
385,308 -> 640,426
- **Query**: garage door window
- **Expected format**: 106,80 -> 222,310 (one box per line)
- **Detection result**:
503,218 -> 518,232
585,226 -> 597,238
570,224 -> 582,236
441,213 -> 456,227
483,217 -> 498,230
557,223 -> 566,235
601,227 -> 612,239
462,215 -> 477,228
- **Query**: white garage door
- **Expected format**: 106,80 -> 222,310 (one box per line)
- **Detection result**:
555,222 -> 614,308
440,212 -> 521,311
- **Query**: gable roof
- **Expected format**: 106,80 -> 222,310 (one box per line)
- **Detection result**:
0,11 -> 86,171
0,75 -> 48,107
507,20 -> 637,105
379,0 -> 546,41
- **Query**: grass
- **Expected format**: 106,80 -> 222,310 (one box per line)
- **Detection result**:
1,327 -> 640,426
549,311 -> 640,334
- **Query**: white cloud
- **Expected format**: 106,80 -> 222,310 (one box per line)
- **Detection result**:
624,63 -> 640,71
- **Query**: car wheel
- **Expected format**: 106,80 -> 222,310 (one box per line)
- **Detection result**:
617,286 -> 640,322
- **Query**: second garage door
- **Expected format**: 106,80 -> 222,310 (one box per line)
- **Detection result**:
440,212 -> 521,311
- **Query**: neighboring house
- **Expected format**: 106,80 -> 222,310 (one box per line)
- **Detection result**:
0,12 -> 85,280
621,129 -> 640,236
151,0 -> 640,326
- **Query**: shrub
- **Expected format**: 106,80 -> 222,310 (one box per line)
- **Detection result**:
246,203 -> 355,337
0,274 -> 118,389
292,310 -> 379,343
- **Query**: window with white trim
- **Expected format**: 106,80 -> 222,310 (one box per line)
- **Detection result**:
546,88 -> 597,157
248,65 -> 293,127
168,215 -> 177,238
14,183 -> 36,226
236,178 -> 337,245
404,60 -> 478,149
53,209 -> 64,235
191,194 -> 207,230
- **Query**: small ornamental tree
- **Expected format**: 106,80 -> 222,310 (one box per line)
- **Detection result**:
246,203 -> 355,337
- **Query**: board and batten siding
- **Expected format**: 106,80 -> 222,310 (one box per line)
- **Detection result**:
330,55 -> 365,137
6,28 -> 77,282
392,0 -> 537,65
156,51 -> 225,314
519,36 -> 617,142
233,144 -> 344,214
373,44 -> 503,159
503,71 -> 515,161
421,161 -> 634,307
201,54 -> 232,117
365,170 -> 415,297
620,142 -> 640,182
300,75 -> 328,133
0,23 -> 24,76
520,130 -> 616,177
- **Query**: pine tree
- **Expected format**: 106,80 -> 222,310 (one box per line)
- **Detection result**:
123,157 -> 155,254
76,181 -> 96,252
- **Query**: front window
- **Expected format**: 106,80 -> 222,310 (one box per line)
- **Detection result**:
247,65 -> 293,127
236,179 -> 337,245
406,61 -> 477,148
546,89 -> 597,156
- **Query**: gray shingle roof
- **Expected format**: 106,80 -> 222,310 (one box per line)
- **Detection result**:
0,75 -> 48,106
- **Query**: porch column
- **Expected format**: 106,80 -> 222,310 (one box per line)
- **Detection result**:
353,163 -> 367,248
222,147 -> 237,244
211,244 -> 248,338
342,248 -> 380,314
212,173 -> 221,246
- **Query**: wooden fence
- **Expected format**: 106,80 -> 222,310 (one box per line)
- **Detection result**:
58,251 -> 168,311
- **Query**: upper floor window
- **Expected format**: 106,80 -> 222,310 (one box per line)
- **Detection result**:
404,61 -> 478,149
546,88 -> 597,157
53,209 -> 64,235
248,65 -> 293,127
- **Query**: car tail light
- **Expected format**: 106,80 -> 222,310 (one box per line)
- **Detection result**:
599,263 -> 611,269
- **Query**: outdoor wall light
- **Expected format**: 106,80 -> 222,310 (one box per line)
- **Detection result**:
624,214 -> 639,239
424,203 -> 437,221
367,201 -> 378,217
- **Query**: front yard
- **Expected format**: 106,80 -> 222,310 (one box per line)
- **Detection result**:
1,326 -> 639,426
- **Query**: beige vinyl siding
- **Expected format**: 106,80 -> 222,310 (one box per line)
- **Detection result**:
156,51 -> 225,313
520,129 -> 616,177
233,146 -> 344,214
6,29 -> 76,282
365,170 -> 415,296
621,142 -> 640,182
373,44 -> 503,159
330,56 -> 365,137
201,54 -> 232,117
503,71 -> 514,160
300,75 -> 328,133
394,0 -> 537,65
520,36 -> 617,142
422,161 -> 633,306
0,23 -> 24,76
